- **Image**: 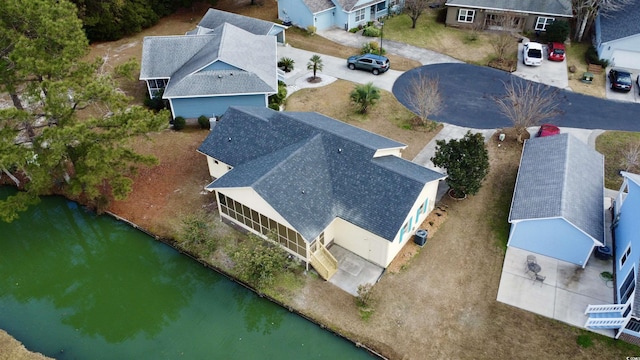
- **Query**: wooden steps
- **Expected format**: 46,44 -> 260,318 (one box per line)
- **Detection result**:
310,243 -> 338,280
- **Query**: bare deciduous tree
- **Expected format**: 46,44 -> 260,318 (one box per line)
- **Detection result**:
620,143 -> 640,172
490,13 -> 520,61
494,80 -> 562,141
404,73 -> 442,128
572,0 -> 634,42
404,0 -> 429,29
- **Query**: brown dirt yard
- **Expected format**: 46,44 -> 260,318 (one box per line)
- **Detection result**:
4,2 -> 635,359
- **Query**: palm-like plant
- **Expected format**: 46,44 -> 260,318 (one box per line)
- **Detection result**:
306,54 -> 323,81
350,82 -> 381,114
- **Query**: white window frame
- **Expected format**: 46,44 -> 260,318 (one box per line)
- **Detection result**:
457,9 -> 475,23
355,8 -> 366,22
621,244 -> 632,269
535,16 -> 554,31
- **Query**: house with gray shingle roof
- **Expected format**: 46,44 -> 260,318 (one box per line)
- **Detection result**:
593,0 -> 640,70
584,171 -> 640,342
278,0 -> 389,31
444,0 -> 572,32
507,133 -> 604,267
187,8 -> 287,44
140,22 -> 277,120
197,106 -> 445,277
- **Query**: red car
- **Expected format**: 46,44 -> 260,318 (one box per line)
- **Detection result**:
547,42 -> 566,62
537,124 -> 560,137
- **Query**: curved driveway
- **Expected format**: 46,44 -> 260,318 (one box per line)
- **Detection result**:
393,63 -> 640,131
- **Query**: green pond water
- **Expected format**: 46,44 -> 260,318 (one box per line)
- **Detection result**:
0,189 -> 374,359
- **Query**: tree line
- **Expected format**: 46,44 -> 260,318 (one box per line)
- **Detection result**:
71,0 -> 215,42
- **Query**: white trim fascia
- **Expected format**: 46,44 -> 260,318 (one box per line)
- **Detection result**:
139,76 -> 170,81
164,92 -> 271,99
313,7 -> 337,16
168,99 -> 176,119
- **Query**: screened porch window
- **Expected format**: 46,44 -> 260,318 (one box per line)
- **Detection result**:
147,78 -> 168,97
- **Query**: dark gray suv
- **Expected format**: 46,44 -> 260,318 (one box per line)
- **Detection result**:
347,53 -> 390,75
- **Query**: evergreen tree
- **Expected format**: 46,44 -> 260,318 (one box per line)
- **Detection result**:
0,0 -> 168,222
431,131 -> 490,198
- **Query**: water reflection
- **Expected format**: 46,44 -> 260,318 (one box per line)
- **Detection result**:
0,192 -> 200,343
231,286 -> 285,335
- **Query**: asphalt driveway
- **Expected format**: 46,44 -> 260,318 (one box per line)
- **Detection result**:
393,63 -> 640,131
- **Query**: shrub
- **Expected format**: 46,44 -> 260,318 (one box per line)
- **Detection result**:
306,25 -> 316,35
545,20 -> 570,43
144,90 -> 167,111
277,57 -> 295,72
349,27 -> 359,33
585,46 -> 610,67
362,26 -> 381,37
268,103 -> 280,111
197,115 -> 210,130
173,116 -> 186,130
231,234 -> 292,289
268,80 -> 288,109
360,41 -> 385,55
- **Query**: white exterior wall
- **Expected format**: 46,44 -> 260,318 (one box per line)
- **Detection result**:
598,35 -> 640,65
332,218 -> 392,267
216,187 -> 294,228
205,156 -> 232,179
392,180 -> 440,244
373,148 -> 404,158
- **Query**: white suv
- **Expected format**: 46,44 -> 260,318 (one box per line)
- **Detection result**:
523,42 -> 543,66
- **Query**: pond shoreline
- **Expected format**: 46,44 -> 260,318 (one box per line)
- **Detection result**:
105,211 -> 388,360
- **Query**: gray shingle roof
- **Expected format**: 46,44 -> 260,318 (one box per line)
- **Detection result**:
196,8 -> 284,35
303,0 -> 336,13
335,0 -> 384,12
140,23 -> 277,98
596,0 -> 640,43
509,134 -> 604,243
445,0 -> 572,17
198,106 -> 445,242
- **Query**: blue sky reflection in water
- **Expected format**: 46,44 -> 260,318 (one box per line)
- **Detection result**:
0,188 -> 374,359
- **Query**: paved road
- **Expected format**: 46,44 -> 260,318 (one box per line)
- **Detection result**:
393,63 -> 640,131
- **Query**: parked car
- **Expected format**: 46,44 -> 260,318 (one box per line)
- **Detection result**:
608,69 -> 632,92
523,42 -> 543,66
547,42 -> 565,62
347,53 -> 390,75
536,124 -> 560,137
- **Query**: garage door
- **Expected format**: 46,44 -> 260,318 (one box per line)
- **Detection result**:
610,50 -> 640,71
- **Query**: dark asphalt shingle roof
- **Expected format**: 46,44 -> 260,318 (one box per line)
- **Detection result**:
596,0 -> 640,43
445,0 -> 572,17
509,134 -> 604,244
198,106 -> 445,242
140,23 -> 277,98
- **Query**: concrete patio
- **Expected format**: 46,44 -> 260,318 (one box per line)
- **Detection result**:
497,196 -> 618,337
327,244 -> 385,296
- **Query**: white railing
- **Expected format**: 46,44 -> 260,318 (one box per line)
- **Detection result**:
584,317 -> 626,328
584,304 -> 628,314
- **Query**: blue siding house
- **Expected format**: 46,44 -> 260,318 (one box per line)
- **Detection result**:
197,106 -> 445,278
140,16 -> 278,120
507,134 -> 605,267
585,172 -> 640,344
278,0 -> 390,31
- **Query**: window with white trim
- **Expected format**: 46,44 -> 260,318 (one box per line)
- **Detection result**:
457,9 -> 475,23
148,78 -> 168,97
535,16 -> 554,31
355,9 -> 365,22
621,244 -> 632,268
620,268 -> 636,304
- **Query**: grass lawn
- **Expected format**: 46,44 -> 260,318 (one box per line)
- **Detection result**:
596,131 -> 640,189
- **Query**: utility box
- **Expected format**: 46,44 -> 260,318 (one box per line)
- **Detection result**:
414,229 -> 428,247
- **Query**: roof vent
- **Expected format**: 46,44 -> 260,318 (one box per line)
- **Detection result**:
230,72 -> 233,76
218,75 -> 222,79
228,137 -> 232,142
301,190 -> 305,194
338,148 -> 342,153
